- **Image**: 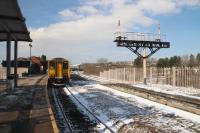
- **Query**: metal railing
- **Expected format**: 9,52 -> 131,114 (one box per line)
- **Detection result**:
114,32 -> 167,42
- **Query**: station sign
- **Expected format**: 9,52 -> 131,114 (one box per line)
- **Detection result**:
117,41 -> 170,48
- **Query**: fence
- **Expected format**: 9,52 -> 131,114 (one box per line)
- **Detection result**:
100,67 -> 200,89
100,67 -> 143,84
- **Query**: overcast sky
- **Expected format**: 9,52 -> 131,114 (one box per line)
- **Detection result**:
0,0 -> 200,64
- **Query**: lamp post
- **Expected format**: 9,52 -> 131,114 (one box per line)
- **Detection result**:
29,43 -> 32,75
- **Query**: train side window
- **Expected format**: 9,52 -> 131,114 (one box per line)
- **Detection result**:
63,62 -> 68,69
50,62 -> 55,69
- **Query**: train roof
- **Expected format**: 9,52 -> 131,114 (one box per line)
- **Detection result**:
49,58 -> 69,62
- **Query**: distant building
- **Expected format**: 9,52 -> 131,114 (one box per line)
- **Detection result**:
2,57 -> 30,67
1,56 -> 42,74
31,56 -> 41,65
31,56 -> 42,74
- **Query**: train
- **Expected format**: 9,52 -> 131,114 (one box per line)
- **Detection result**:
48,58 -> 70,86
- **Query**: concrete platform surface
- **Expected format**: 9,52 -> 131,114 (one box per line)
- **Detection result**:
0,75 -> 58,133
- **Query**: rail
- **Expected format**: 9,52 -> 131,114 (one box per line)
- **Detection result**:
66,85 -> 116,133
51,87 -> 74,133
50,85 -> 115,133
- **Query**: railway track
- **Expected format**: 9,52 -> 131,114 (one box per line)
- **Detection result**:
65,85 -> 116,133
48,83 -> 115,133
51,87 -> 74,133
49,86 -> 97,133
103,83 -> 200,115
47,74 -> 200,132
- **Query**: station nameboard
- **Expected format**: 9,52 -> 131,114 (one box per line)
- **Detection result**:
116,41 -> 170,48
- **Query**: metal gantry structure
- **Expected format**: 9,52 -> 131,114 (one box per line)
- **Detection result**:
114,23 -> 170,84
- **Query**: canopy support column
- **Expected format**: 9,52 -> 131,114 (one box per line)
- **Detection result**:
6,33 -> 11,79
143,48 -> 147,85
14,41 -> 18,87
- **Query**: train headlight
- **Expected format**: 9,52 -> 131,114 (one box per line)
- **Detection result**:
50,74 -> 55,78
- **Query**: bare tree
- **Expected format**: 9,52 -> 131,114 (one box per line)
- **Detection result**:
189,54 -> 195,67
96,58 -> 108,64
181,55 -> 189,67
196,53 -> 200,66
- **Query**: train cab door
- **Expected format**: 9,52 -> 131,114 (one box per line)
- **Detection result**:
49,61 -> 56,77
63,61 -> 68,80
56,62 -> 63,78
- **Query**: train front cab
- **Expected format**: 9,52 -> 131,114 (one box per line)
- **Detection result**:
48,59 -> 70,86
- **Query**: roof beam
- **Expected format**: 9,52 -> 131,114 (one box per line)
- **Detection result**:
0,15 -> 25,21
0,37 -> 32,42
0,30 -> 30,34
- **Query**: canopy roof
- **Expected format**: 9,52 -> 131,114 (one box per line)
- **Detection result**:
0,0 -> 32,42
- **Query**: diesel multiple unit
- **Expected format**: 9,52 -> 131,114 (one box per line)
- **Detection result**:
48,58 -> 70,85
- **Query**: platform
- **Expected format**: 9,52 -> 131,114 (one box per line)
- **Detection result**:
0,75 -> 58,133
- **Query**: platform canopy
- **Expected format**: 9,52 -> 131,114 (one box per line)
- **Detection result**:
0,0 -> 32,42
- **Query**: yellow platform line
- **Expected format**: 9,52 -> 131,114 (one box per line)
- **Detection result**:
45,81 -> 59,133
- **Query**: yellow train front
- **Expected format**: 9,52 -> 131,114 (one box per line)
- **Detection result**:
48,58 -> 70,86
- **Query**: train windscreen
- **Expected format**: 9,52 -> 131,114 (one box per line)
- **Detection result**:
49,61 -> 55,69
63,62 -> 68,69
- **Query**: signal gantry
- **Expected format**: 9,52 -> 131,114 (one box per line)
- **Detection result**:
114,22 -> 170,84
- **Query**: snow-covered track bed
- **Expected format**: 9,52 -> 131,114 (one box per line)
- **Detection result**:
50,87 -> 74,133
103,83 -> 200,115
65,87 -> 115,133
48,86 -> 99,133
64,86 -> 129,133
66,79 -> 200,133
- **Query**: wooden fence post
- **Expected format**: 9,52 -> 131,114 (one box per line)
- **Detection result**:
133,67 -> 136,84
150,67 -> 152,84
124,68 -> 126,81
172,67 -> 176,86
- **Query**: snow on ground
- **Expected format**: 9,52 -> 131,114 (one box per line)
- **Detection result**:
134,83 -> 200,99
80,74 -> 109,83
64,79 -> 200,133
81,73 -> 200,100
